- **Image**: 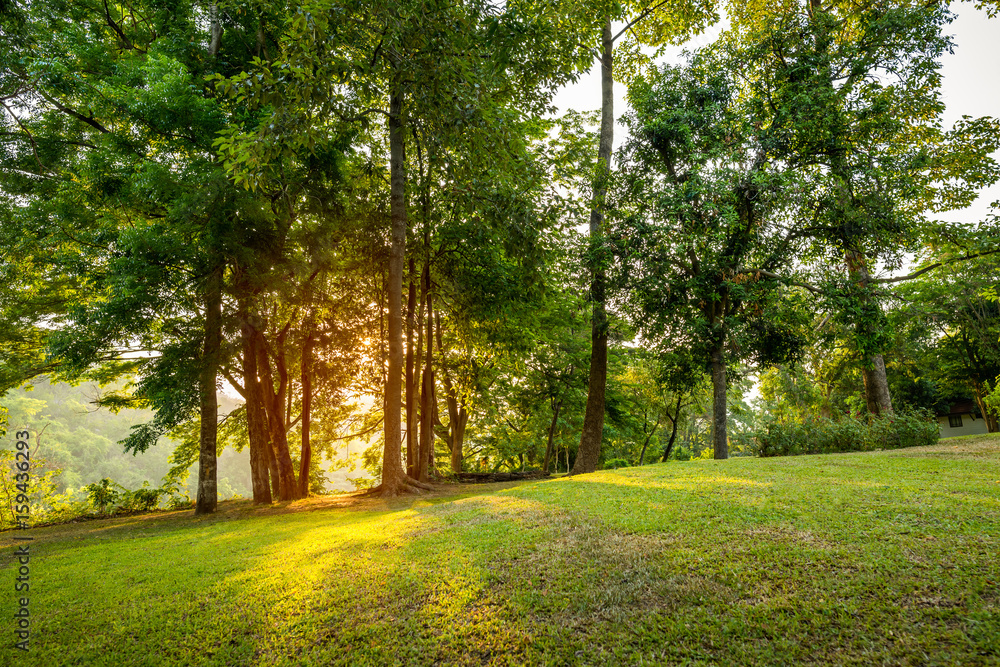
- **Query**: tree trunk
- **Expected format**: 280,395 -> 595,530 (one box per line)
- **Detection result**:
845,247 -> 893,416
265,423 -> 279,498
196,263 -> 222,515
972,381 -> 999,433
661,394 -> 683,462
417,264 -> 433,482
574,18 -> 614,476
379,81 -> 430,497
208,4 -> 222,57
240,309 -> 272,504
435,313 -> 467,473
710,344 -> 729,460
543,398 -> 562,474
637,415 -> 660,466
298,322 -> 314,498
405,260 -> 418,477
256,335 -> 298,500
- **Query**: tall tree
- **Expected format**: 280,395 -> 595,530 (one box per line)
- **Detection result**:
572,0 -> 717,474
730,0 -> 1000,415
610,52 -> 808,458
0,0 -> 311,513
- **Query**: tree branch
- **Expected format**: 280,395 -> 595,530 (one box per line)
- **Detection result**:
871,247 -> 1000,284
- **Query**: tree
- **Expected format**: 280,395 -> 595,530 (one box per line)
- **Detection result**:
730,0 -> 1000,415
0,0 -> 308,513
216,0 -> 603,494
893,243 -> 1000,430
610,52 -> 808,458
571,0 -> 718,475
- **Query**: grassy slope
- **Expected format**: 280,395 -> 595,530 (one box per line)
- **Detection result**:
2,436 -> 999,666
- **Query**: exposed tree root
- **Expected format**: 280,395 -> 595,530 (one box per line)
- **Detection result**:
362,475 -> 435,498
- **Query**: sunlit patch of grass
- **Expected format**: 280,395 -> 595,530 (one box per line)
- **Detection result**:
3,435 -> 1000,665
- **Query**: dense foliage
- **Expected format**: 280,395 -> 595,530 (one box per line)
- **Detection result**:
754,411 -> 939,457
0,0 -> 998,511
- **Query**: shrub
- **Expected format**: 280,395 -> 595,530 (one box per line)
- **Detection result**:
754,410 -> 938,458
118,482 -> 163,512
602,458 -> 631,470
85,478 -> 121,514
672,446 -> 692,461
86,478 -> 174,515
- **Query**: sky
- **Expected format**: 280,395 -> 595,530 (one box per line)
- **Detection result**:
551,1 -> 1000,227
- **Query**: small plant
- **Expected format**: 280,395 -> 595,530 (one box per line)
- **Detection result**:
84,478 -> 121,514
118,482 -> 162,512
672,446 -> 693,461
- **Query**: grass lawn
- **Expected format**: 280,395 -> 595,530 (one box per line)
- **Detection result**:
3,435 -> 1000,666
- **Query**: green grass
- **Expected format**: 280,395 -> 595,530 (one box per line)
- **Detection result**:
3,436 -> 1000,666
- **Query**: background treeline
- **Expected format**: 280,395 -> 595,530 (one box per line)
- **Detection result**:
2,0 -> 999,515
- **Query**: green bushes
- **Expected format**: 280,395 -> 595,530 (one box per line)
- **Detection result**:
84,478 -> 120,514
754,411 -> 938,457
83,478 -> 172,515
602,457 -> 632,470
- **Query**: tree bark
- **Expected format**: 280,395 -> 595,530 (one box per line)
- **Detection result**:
845,248 -> 893,416
417,264 -> 434,482
574,18 -> 614,476
240,308 -> 272,504
196,263 -> 222,515
256,334 -> 298,500
543,398 -> 562,474
378,81 -> 431,497
405,260 -> 418,477
660,393 -> 683,462
637,415 -> 661,466
710,344 -> 729,460
298,321 -> 314,498
208,4 -> 223,57
972,380 -> 999,433
435,313 -> 467,473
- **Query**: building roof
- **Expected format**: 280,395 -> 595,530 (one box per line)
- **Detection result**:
937,399 -> 980,417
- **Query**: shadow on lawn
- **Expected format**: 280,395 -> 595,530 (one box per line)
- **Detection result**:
3,442 -> 999,666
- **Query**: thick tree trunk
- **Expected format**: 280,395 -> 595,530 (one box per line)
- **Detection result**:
861,355 -> 893,416
256,336 -> 298,500
298,323 -> 314,498
543,398 -> 562,474
196,264 -> 222,514
378,82 -> 431,497
240,310 -> 272,504
574,19 -> 615,476
710,345 -> 729,460
845,245 -> 893,417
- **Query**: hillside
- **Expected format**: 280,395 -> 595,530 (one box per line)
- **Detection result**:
2,437 -> 999,666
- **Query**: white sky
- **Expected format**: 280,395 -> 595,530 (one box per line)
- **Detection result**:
552,1 -> 1000,226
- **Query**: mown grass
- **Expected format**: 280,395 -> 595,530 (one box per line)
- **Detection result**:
3,435 -> 1000,666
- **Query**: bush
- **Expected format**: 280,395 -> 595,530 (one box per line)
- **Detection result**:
118,482 -> 163,512
754,410 -> 938,458
671,446 -> 692,461
86,478 -> 172,515
85,478 -> 121,514
602,458 -> 631,470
